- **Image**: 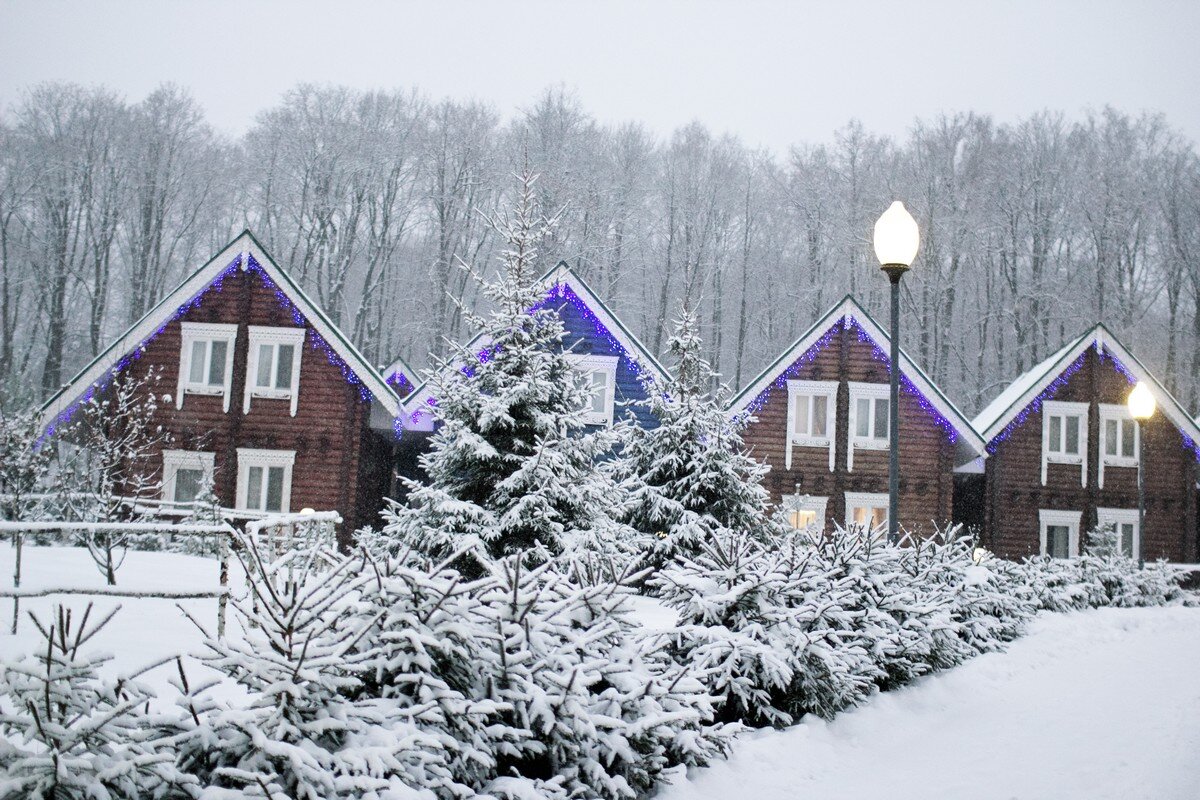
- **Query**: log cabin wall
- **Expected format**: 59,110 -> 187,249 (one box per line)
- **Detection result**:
120,266 -> 387,544
740,320 -> 957,534
983,347 -> 1198,562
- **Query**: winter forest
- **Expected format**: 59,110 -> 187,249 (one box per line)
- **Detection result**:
2,81 -> 1199,412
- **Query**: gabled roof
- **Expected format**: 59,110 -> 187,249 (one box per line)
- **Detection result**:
399,262 -> 668,431
726,295 -> 987,465
382,355 -> 417,398
40,230 -> 402,436
972,324 -> 1200,455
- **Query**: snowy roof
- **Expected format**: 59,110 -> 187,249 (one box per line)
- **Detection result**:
39,230 -> 402,435
398,262 -> 667,432
382,355 -> 417,397
972,324 -> 1200,453
726,295 -> 987,465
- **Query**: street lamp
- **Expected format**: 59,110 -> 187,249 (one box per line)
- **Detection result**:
873,201 -> 920,545
1127,381 -> 1156,569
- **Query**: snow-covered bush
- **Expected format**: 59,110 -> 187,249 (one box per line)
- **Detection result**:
0,603 -> 197,799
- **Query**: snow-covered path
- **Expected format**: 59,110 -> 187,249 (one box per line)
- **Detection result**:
663,607 -> 1200,800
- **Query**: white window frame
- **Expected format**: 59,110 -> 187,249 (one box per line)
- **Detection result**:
785,380 -> 838,471
235,448 -> 296,514
1039,509 -> 1082,559
1041,400 -> 1089,487
566,354 -> 619,426
177,322 -> 237,412
1097,404 -> 1139,489
781,494 -> 829,532
1096,507 -> 1140,562
845,491 -> 890,534
244,326 -> 305,416
161,449 -> 215,508
846,382 -> 890,472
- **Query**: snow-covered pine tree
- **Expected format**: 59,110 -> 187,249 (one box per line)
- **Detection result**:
613,307 -> 777,569
0,603 -> 197,799
385,170 -> 643,571
0,407 -> 53,521
176,535 -> 413,800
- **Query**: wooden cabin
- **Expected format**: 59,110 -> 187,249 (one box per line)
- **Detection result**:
972,325 -> 1200,562
39,231 -> 403,546
398,262 -> 668,436
728,296 -> 986,535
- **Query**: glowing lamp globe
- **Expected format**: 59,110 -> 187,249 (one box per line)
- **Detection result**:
299,507 -> 316,515
873,201 -> 920,268
1127,382 -> 1156,421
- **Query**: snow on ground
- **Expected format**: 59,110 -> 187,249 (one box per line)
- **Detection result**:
0,543 -> 247,701
663,606 -> 1200,800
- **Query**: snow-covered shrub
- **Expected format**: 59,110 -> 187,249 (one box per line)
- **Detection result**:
0,603 -> 197,799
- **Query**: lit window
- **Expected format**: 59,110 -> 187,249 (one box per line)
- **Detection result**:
1096,508 -> 1140,560
566,354 -> 618,425
162,450 -> 215,508
236,449 -> 295,514
177,322 -> 237,412
785,380 -> 838,471
1041,401 -> 1089,486
782,494 -> 829,532
847,382 -> 890,471
1038,509 -> 1081,559
845,491 -> 889,534
1098,404 -> 1139,488
244,327 -> 305,416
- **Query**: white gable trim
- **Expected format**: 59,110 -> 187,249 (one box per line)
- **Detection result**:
726,296 -> 986,459
40,231 -> 401,436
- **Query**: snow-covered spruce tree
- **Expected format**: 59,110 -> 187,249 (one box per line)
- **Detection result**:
649,530 -> 877,728
384,170 -> 644,571
476,555 -> 734,800
0,603 -> 197,799
175,536 -> 418,800
0,407 -> 53,521
613,307 -> 778,570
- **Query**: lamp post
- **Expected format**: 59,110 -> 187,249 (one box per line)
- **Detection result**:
1127,381 -> 1156,569
873,201 -> 920,545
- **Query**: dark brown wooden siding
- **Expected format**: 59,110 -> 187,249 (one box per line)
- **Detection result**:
983,347 -> 1198,562
120,266 -> 390,544
740,322 -> 957,534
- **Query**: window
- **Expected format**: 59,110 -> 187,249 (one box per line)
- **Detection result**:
847,382 -> 890,471
1039,509 -> 1082,559
1096,508 -> 1140,561
236,448 -> 295,514
782,494 -> 829,532
244,327 -> 305,416
177,322 -> 237,412
1098,404 -> 1139,489
1041,401 -> 1089,486
845,491 -> 889,534
162,450 -> 215,508
785,380 -> 838,471
565,354 -> 618,425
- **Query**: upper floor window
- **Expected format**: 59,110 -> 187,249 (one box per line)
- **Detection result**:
1098,404 -> 1139,488
845,491 -> 889,534
177,322 -> 237,412
566,354 -> 618,426
785,380 -> 838,471
162,449 -> 215,508
244,326 -> 305,416
1038,509 -> 1081,559
236,448 -> 295,514
847,382 -> 890,471
1041,400 -> 1088,486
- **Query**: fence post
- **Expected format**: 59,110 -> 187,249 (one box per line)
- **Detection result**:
10,530 -> 21,635
217,529 -> 229,640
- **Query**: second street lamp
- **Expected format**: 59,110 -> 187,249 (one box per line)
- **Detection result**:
1127,381 -> 1156,569
873,201 -> 920,545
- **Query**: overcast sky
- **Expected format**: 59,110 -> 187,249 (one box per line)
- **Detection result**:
2,0 -> 1198,153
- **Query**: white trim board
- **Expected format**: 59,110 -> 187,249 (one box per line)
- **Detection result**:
39,230 -> 402,435
725,295 -> 986,467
